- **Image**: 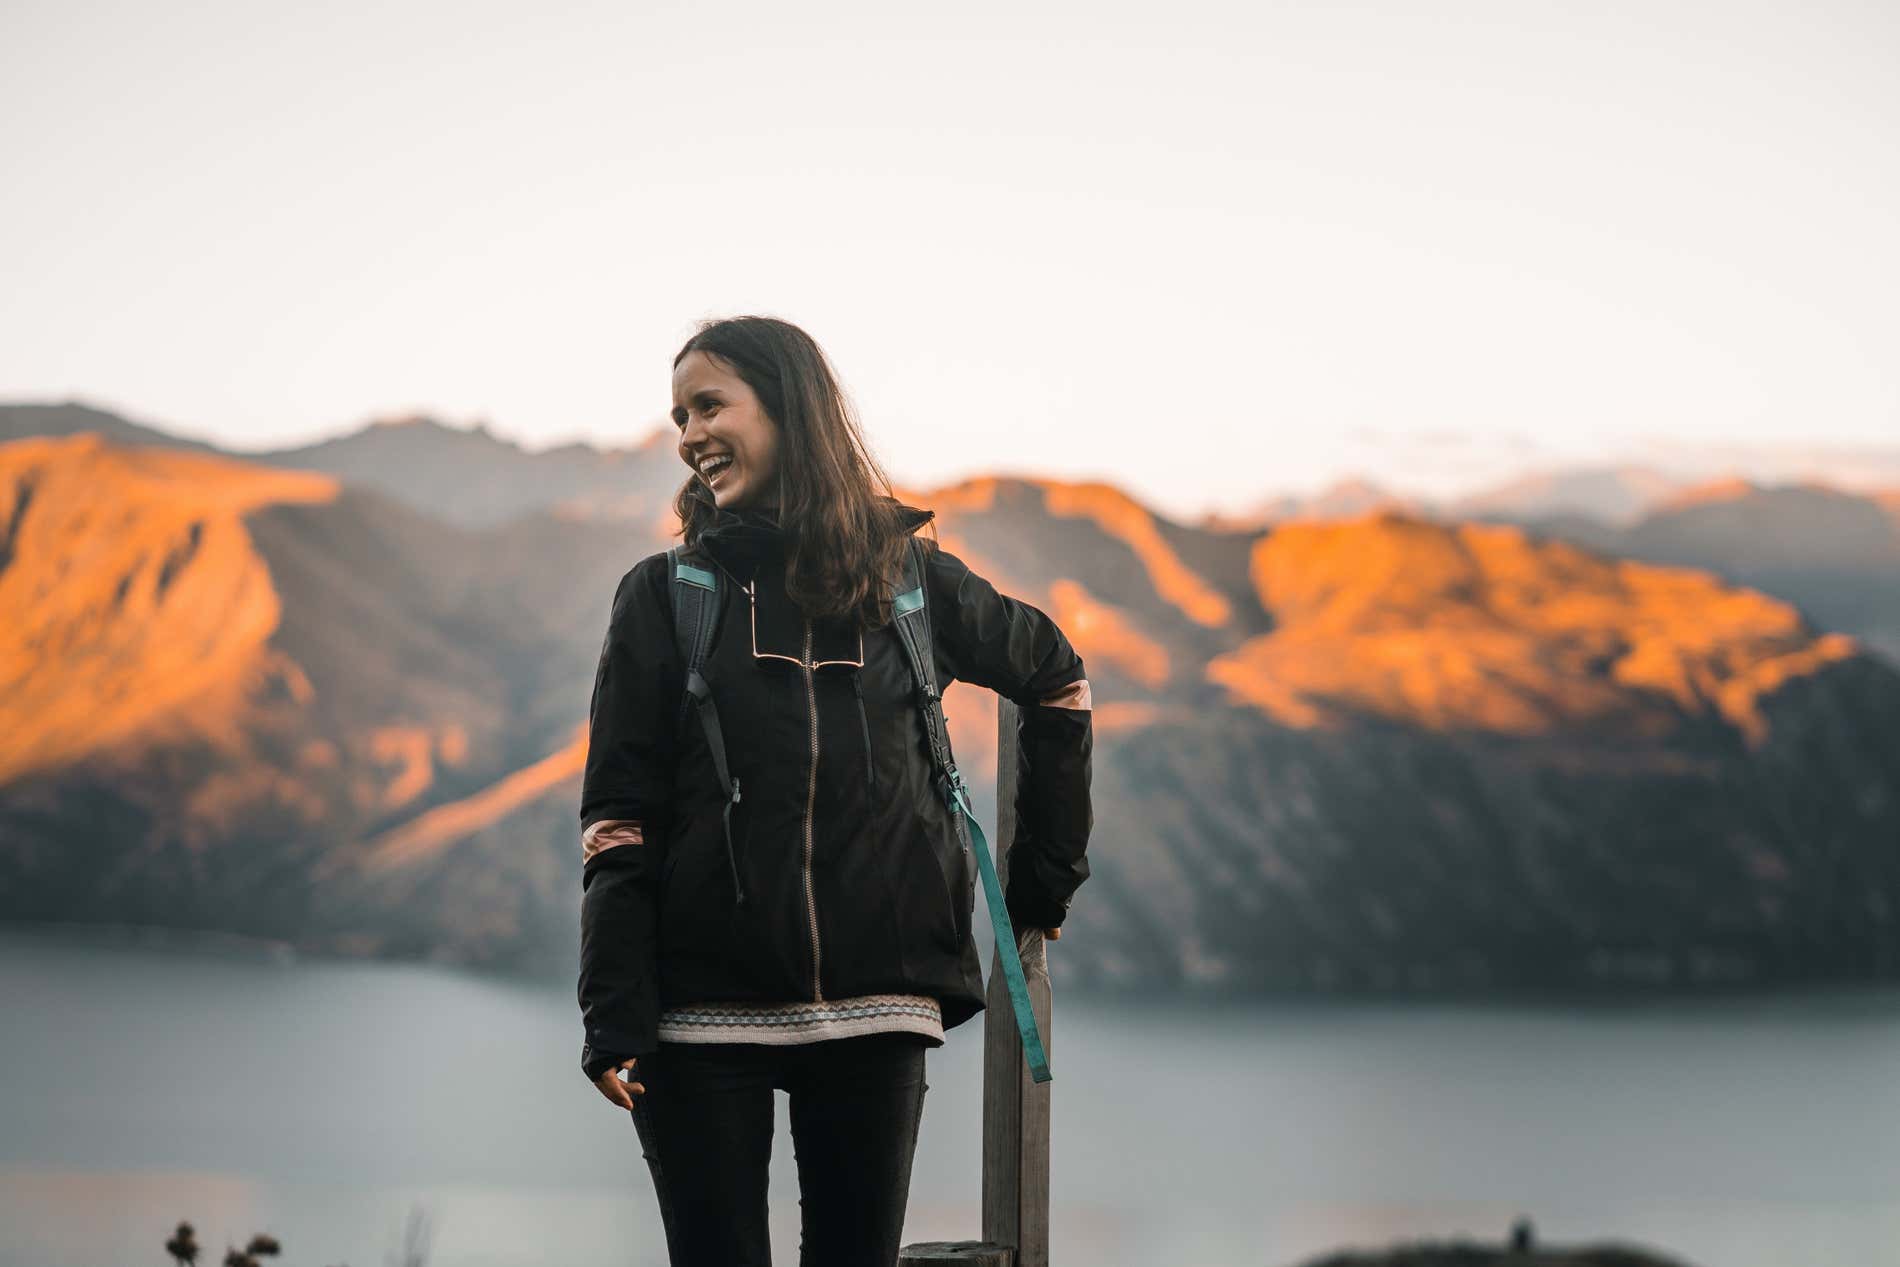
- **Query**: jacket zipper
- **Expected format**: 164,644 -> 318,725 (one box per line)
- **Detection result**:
800,616 -> 823,1001
850,674 -> 874,791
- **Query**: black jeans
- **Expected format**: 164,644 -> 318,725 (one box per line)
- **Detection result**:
627,1032 -> 931,1267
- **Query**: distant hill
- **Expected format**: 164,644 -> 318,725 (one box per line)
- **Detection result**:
937,481 -> 1900,991
1201,477 -> 1421,530
251,413 -> 686,529
1445,463 -> 1687,526
1201,467 -> 1691,533
5,427 -> 1900,991
0,401 -> 687,529
0,401 -> 222,452
1514,478 -> 1900,666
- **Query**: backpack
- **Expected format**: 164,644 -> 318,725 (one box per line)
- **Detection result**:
664,536 -> 1052,1082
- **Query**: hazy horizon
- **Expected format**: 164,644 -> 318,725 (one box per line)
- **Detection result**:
14,390 -> 1900,524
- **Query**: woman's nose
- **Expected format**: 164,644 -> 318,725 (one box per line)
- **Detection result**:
679,412 -> 709,455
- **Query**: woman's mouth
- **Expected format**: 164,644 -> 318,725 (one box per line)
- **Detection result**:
701,454 -> 735,487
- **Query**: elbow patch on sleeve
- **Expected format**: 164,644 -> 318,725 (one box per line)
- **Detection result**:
581,818 -> 645,863
1038,678 -> 1092,710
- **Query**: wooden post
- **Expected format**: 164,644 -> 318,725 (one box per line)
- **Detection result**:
902,697 -> 1052,1267
983,696 -> 1054,1267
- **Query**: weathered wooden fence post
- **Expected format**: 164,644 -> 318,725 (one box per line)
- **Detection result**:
901,696 -> 1052,1267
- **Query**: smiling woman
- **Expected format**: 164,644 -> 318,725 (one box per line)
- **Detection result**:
575,315 -> 1095,1266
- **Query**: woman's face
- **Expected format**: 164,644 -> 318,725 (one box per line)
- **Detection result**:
672,349 -> 781,512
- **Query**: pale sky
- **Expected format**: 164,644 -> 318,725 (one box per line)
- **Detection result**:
3,0 -> 1896,520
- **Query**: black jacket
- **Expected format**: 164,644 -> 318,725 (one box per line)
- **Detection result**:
577,499 -> 1093,1078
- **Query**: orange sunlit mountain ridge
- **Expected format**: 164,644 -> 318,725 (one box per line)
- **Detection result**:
0,434 -> 337,783
1212,511 -> 1858,743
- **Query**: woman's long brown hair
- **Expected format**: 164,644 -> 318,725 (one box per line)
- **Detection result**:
671,315 -> 935,632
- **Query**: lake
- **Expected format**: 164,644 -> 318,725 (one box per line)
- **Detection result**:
2,927 -> 1897,1266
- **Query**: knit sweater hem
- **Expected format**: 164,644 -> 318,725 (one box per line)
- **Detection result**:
656,992 -> 946,1047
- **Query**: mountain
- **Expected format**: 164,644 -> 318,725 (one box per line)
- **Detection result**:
1199,467 -> 1690,534
1445,464 -> 1687,526
0,400 -> 223,452
0,431 -> 616,963
250,413 -> 686,529
5,430 -> 1900,994
914,484 -> 1900,990
1070,510 -> 1900,990
0,402 -> 687,530
1201,477 -> 1419,530
1512,478 -> 1900,667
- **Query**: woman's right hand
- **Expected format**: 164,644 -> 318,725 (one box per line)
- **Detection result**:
594,1056 -> 646,1110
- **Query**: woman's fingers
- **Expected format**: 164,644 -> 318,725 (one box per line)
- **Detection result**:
594,1057 -> 646,1109
1045,927 -> 1061,940
594,1068 -> 630,1109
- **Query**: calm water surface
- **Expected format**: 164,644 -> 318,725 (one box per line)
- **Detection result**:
3,928 -> 1897,1266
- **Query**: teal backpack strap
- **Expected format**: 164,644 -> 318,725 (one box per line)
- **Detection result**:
668,546 -> 746,906
888,538 -> 1052,1084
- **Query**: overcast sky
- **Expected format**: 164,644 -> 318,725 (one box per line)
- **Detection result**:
3,0 -> 1895,519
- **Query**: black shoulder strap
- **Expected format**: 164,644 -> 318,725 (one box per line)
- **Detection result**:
666,546 -> 723,723
887,537 -> 962,813
667,545 -> 746,904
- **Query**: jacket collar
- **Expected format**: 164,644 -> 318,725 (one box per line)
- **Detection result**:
696,495 -> 936,575
696,505 -> 787,573
693,495 -> 935,663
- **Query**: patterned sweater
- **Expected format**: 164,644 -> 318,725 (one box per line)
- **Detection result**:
581,675 -> 1090,1047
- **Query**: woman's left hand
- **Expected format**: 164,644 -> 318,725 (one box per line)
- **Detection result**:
1044,928 -> 1061,940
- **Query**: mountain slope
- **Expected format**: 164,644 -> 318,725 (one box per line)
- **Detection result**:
4,435 -> 1900,994
1064,510 -> 1900,990
0,434 -> 338,782
252,414 -> 684,528
1521,479 -> 1900,666
1211,511 -> 1857,743
1447,464 -> 1686,526
0,432 -> 656,960
0,401 -> 223,453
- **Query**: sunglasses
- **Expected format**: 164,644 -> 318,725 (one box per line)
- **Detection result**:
743,577 -> 864,669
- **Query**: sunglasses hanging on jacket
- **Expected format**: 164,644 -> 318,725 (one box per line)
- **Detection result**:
742,568 -> 875,794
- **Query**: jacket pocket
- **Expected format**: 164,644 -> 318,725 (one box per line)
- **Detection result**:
919,814 -> 970,954
948,810 -> 974,944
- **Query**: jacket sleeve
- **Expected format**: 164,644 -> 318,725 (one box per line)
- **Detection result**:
925,544 -> 1094,932
577,553 -> 680,1079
